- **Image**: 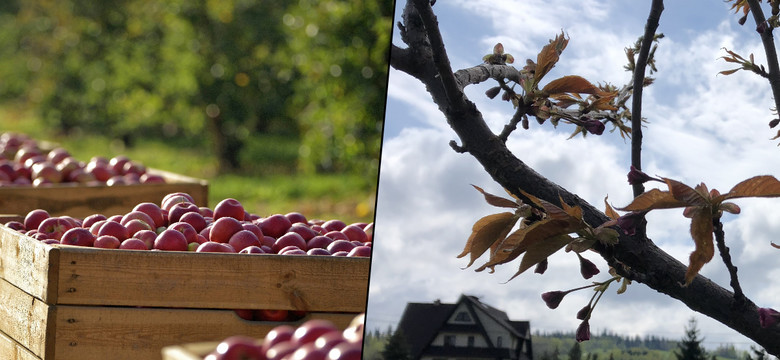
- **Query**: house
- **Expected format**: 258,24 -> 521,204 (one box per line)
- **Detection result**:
394,294 -> 533,360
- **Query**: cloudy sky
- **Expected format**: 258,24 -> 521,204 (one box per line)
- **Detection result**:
367,0 -> 780,351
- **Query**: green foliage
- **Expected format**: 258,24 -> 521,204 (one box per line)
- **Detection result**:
381,328 -> 411,360
0,0 -> 390,175
674,318 -> 711,360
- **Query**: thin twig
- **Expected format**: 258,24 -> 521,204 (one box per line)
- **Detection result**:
713,218 -> 746,306
746,0 -> 780,118
631,0 -> 664,198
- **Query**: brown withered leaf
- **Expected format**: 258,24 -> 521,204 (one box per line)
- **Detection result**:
588,96 -> 619,112
684,208 -> 715,286
664,178 -> 711,206
720,175 -> 780,200
604,196 -> 620,220
457,212 -> 519,268
772,242 -> 780,249
508,234 -> 573,281
475,218 -> 572,272
542,75 -> 600,96
617,188 -> 689,212
718,68 -> 740,76
535,31 -> 569,82
471,184 -> 521,209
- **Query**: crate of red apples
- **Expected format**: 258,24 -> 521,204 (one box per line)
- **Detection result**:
162,313 -> 365,360
0,132 -> 208,217
0,192 -> 372,360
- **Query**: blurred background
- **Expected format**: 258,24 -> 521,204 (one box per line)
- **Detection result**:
0,0 -> 391,224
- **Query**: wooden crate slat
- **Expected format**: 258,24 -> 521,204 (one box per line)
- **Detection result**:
0,226 -> 59,304
52,306 -> 356,360
53,246 -> 369,311
0,330 -> 42,360
0,168 -> 208,218
0,278 -> 54,358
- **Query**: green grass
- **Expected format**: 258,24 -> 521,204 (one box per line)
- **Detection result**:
1,105 -> 376,225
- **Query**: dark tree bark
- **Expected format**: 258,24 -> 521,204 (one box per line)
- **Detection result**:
391,0 -> 780,354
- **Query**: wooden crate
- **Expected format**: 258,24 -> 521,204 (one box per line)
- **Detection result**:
0,168 -> 208,218
0,223 -> 370,360
161,342 -> 220,360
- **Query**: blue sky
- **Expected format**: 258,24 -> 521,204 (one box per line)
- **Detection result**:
368,0 -> 780,351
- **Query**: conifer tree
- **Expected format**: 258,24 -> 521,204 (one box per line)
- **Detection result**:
569,342 -> 583,360
674,318 -> 712,360
382,328 -> 410,360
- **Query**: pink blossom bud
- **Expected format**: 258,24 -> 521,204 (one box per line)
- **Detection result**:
576,320 -> 591,342
577,253 -> 600,279
758,307 -> 780,328
541,291 -> 568,309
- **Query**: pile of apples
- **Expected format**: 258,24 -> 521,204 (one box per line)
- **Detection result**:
2,191 -> 373,258
204,314 -> 364,360
0,131 -> 165,186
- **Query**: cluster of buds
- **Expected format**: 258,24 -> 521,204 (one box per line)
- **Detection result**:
759,307 -> 780,328
540,255 -> 626,343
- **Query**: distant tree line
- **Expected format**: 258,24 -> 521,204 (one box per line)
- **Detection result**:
0,0 -> 390,175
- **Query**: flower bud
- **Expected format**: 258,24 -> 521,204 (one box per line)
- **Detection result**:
576,304 -> 591,320
627,165 -> 660,185
616,211 -> 646,236
541,291 -> 568,309
576,320 -> 591,342
583,119 -> 605,135
485,86 -> 501,99
770,118 -> 780,128
577,253 -> 600,279
534,258 -> 548,274
758,307 -> 780,328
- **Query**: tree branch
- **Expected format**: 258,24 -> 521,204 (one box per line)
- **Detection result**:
393,0 -> 780,354
630,0 -> 663,198
713,218 -> 746,305
747,0 -> 780,117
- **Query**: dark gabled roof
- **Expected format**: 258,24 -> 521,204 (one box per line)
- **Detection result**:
395,294 -> 531,359
395,300 -> 456,359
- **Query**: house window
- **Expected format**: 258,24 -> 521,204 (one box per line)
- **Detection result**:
444,335 -> 456,347
496,336 -> 503,348
468,336 -> 475,347
454,311 -> 471,322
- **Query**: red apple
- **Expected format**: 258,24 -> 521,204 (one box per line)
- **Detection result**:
228,230 -> 262,252
132,229 -> 157,249
38,217 -> 74,240
119,238 -> 149,250
109,155 -> 130,175
153,229 -> 188,251
196,241 -> 236,253
331,251 -> 349,257
214,336 -> 264,360
241,223 -> 264,239
106,175 -> 126,186
347,246 -> 371,257
272,232 -> 307,253
262,325 -> 296,353
281,248 -> 307,255
89,220 -> 107,236
233,309 -> 254,321
0,160 -> 16,181
107,214 -> 123,223
139,173 -> 165,184
324,231 -> 349,241
290,343 -> 329,360
266,341 -> 297,360
124,219 -> 153,236
199,206 -> 214,218
179,211 -> 207,232
314,331 -> 347,353
239,245 -> 266,254
306,248 -> 331,256
363,223 -> 374,243
321,220 -> 346,232
256,309 -> 289,322
122,161 -> 145,176
285,212 -> 308,225
24,209 -> 50,231
4,221 -> 25,232
293,319 -> 340,346
327,342 -> 361,360
85,161 -> 114,182
167,221 -> 198,243
161,192 -> 195,211
133,202 -> 165,228
342,314 -> 364,343
60,216 -> 82,228
97,221 -> 130,241
257,214 -> 292,239
306,235 -> 334,250
121,210 -> 156,229
46,148 -> 70,164
60,227 -> 96,246
341,224 -> 368,243
213,198 -> 245,221
81,214 -> 107,229
167,202 -> 200,224
288,223 -> 318,242
94,235 -> 121,249
261,235 -> 276,248
210,217 -> 244,243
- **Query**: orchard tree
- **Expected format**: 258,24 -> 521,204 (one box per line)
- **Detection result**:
674,318 -> 710,360
390,0 -> 780,355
